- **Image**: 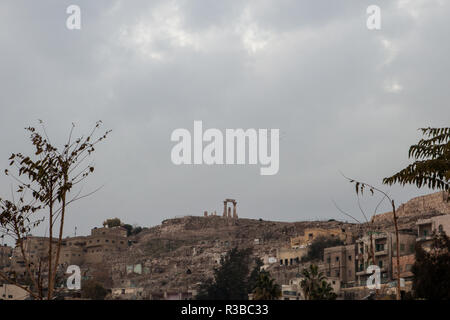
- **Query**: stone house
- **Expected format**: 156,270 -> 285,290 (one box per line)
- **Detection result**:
323,244 -> 356,286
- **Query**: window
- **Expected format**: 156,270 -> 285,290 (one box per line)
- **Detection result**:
336,257 -> 339,262
378,260 -> 383,268
348,255 -> 352,261
438,225 -> 444,233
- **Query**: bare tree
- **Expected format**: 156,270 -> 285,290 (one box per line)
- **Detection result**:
0,120 -> 110,299
337,174 -> 401,300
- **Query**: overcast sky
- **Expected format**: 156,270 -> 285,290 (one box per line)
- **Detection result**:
1,0 -> 449,241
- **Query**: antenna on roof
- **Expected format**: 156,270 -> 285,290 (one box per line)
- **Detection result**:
74,226 -> 77,237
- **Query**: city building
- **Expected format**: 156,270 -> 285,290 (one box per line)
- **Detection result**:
417,214 -> 450,249
0,284 -> 30,300
277,247 -> 307,266
290,227 -> 350,248
10,225 -> 129,273
323,244 -> 356,286
0,245 -> 12,269
392,254 -> 415,280
355,230 -> 416,285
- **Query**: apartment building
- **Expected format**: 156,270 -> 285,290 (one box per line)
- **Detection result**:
0,284 -> 30,300
0,245 -> 12,269
323,244 -> 357,286
416,214 -> 450,250
355,230 -> 416,285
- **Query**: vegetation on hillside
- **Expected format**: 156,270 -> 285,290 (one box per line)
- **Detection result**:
302,236 -> 344,262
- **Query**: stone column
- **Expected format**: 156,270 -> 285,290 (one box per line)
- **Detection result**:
233,202 -> 237,219
223,201 -> 227,217
228,207 -> 231,218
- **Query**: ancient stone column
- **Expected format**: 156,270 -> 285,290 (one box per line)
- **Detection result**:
228,207 -> 231,218
223,201 -> 227,217
233,202 -> 237,219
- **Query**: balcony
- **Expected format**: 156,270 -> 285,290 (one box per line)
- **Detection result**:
375,249 -> 388,256
416,235 -> 433,242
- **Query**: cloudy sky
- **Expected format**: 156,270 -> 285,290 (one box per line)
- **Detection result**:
0,0 -> 449,240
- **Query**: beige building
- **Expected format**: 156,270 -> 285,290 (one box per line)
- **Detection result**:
280,276 -> 341,300
355,231 -> 416,286
280,278 -> 303,300
0,245 -> 12,269
0,284 -> 30,300
277,247 -> 307,266
84,226 -> 128,264
10,236 -> 59,279
417,214 -> 450,249
392,254 -> 415,280
323,244 -> 356,286
10,225 -> 129,273
290,227 -> 349,248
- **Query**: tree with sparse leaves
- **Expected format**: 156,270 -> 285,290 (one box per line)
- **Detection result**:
103,218 -> 121,228
383,127 -> 450,195
0,121 -> 110,299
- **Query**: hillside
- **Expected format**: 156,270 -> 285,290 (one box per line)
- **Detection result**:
104,191 -> 449,297
107,216 -> 357,296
